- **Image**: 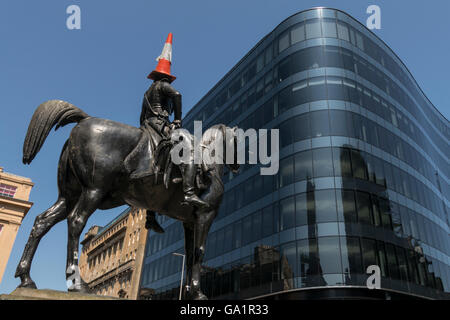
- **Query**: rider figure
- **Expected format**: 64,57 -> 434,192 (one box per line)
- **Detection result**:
142,33 -> 209,233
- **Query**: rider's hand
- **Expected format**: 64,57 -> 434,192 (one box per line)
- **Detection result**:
171,120 -> 181,130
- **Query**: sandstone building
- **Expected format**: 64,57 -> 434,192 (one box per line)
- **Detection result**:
0,167 -> 34,284
79,207 -> 148,299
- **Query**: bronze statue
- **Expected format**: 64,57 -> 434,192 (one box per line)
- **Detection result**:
14,33 -> 240,300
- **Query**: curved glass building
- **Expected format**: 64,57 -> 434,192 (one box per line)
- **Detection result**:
139,8 -> 450,300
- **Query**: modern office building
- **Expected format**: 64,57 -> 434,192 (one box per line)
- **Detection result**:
0,167 -> 34,285
139,8 -> 450,299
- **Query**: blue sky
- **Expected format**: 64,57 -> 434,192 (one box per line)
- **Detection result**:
0,0 -> 448,293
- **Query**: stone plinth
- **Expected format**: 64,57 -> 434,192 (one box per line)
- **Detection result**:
0,288 -> 123,300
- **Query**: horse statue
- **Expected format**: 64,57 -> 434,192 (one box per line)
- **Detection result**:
14,100 -> 239,300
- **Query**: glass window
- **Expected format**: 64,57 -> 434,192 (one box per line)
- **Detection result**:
336,190 -> 357,223
295,193 -> 311,226
291,22 -> 305,44
265,44 -> 273,65
351,149 -> 368,180
332,147 -> 352,177
281,242 -> 298,279
371,196 -> 381,227
322,18 -> 337,38
262,205 -> 274,237
313,147 -> 334,178
314,189 -> 337,223
356,191 -> 373,225
252,211 -> 262,242
216,228 -> 225,256
376,241 -> 388,277
385,244 -> 400,280
291,80 -> 308,107
278,56 -> 291,82
318,237 -> 342,274
329,110 -> 353,137
278,31 -> 290,53
280,196 -> 295,230
361,238 -> 377,270
310,110 -> 330,138
279,156 -> 294,187
278,85 -> 292,114
233,220 -> 242,249
293,112 -> 310,142
242,215 -> 252,245
396,246 -> 409,282
306,19 -> 321,39
308,76 -> 327,101
340,237 -> 363,284
298,238 -> 320,279
224,225 -> 233,253
337,21 -> 349,41
294,150 -> 313,181
256,53 -> 264,73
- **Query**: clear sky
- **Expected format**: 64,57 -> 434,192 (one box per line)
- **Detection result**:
0,0 -> 448,293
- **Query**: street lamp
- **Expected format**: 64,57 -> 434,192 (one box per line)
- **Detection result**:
172,252 -> 186,300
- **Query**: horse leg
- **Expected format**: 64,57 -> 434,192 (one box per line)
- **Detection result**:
15,197 -> 68,289
184,209 -> 217,300
66,189 -> 103,293
183,222 -> 195,299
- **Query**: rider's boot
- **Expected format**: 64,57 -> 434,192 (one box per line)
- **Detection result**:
145,210 -> 165,233
180,163 -> 209,209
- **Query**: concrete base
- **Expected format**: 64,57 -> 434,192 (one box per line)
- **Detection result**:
0,287 -> 122,300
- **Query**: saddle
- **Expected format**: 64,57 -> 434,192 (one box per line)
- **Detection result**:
124,125 -> 209,190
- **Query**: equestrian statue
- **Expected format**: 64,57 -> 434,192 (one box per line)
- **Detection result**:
14,33 -> 239,300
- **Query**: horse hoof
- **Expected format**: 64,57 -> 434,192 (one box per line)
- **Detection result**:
192,291 -> 208,300
17,279 -> 37,290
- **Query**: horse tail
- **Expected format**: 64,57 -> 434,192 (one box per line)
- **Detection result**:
23,100 -> 90,164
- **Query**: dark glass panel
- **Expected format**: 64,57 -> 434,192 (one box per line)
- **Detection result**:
298,238 -> 322,286
291,79 -> 308,105
312,147 -> 334,177
340,236 -> 363,284
293,112 -> 310,141
252,211 -> 262,243
376,241 -> 388,277
351,149 -> 368,180
233,220 -> 242,250
308,77 -> 327,101
318,237 -> 342,274
294,150 -> 313,181
385,243 -> 400,280
329,110 -> 352,137
336,189 -> 357,223
396,246 -> 409,282
279,156 -> 294,187
356,191 -> 373,225
278,85 -> 292,114
243,215 -> 252,245
262,205 -> 273,237
314,189 -> 337,223
280,242 -> 298,280
280,196 -> 295,230
361,238 -> 377,270
332,147 -> 352,178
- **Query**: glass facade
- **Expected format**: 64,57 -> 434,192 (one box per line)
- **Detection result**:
140,8 -> 450,300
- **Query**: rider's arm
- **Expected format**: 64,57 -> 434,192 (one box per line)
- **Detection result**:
162,82 -> 182,122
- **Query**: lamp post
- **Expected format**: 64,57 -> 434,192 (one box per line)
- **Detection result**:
172,252 -> 186,300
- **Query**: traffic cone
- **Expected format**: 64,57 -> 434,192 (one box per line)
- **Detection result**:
147,33 -> 176,82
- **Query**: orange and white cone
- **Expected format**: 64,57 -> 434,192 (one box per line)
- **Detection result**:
147,33 -> 176,82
